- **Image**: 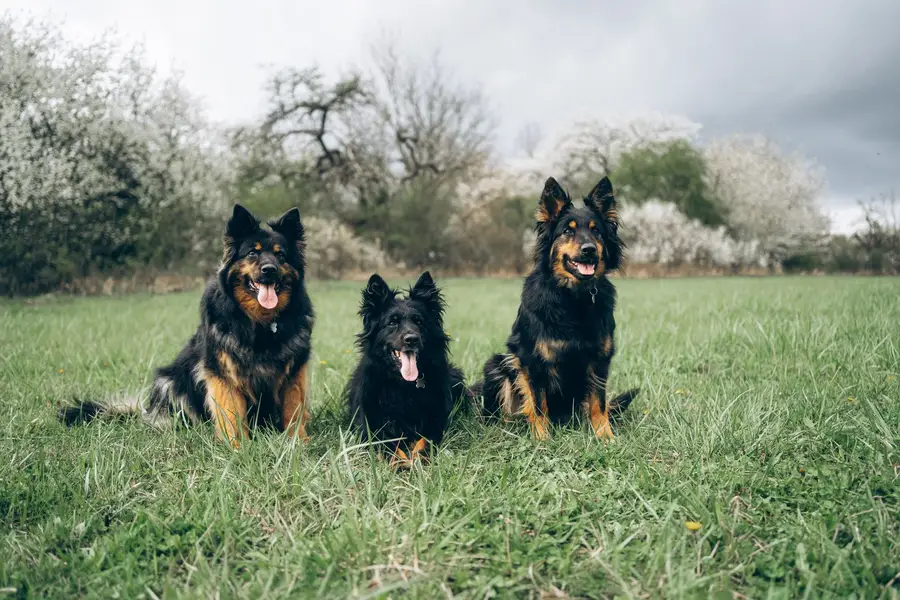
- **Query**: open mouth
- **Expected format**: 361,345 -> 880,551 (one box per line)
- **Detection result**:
247,279 -> 281,310
392,349 -> 419,382
564,256 -> 598,279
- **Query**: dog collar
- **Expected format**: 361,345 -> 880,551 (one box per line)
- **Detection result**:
416,374 -> 426,389
270,321 -> 278,333
590,286 -> 598,304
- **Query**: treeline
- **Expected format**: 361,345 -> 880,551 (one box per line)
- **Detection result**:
1,17 -> 897,295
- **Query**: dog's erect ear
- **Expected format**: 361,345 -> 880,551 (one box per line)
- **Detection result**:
536,177 -> 571,224
409,271 -> 444,316
411,271 -> 436,295
270,207 -> 304,251
226,205 -> 260,240
360,273 -> 393,326
223,205 -> 260,261
584,176 -> 617,226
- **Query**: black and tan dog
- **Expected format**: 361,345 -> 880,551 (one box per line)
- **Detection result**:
347,272 -> 467,467
479,176 -> 638,440
60,205 -> 315,448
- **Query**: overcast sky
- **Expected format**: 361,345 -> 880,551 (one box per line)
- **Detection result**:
3,0 -> 898,233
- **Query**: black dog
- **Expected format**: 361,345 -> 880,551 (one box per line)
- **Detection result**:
479,176 -> 638,440
60,205 -> 315,448
347,272 -> 467,466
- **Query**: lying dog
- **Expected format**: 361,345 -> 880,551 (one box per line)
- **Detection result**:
347,272 -> 467,467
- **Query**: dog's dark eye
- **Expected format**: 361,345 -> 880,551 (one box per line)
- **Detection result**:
412,315 -> 422,326
564,226 -> 574,236
388,315 -> 400,328
591,225 -> 600,235
275,251 -> 286,260
247,251 -> 258,259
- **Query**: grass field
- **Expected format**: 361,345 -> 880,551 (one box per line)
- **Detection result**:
1,276 -> 898,599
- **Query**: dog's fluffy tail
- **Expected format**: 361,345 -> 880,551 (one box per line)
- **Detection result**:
609,388 -> 640,421
58,394 -> 167,428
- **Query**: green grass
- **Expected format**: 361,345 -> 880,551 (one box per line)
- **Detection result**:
1,276 -> 898,599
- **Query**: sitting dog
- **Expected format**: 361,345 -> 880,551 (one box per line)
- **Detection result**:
479,176 -> 638,440
60,204 -> 315,447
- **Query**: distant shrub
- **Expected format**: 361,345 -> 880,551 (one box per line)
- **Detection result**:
0,16 -> 226,295
303,216 -> 388,279
619,201 -> 765,268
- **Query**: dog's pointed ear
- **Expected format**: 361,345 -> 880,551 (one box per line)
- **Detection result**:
360,274 -> 393,326
270,207 -> 304,251
536,177 -> 571,224
409,271 -> 444,316
411,271 -> 436,294
223,205 -> 260,261
227,205 -> 260,240
585,176 -> 617,226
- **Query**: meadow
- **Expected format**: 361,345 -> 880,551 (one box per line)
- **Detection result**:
0,276 -> 898,599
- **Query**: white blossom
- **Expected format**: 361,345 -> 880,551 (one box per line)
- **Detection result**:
705,135 -> 830,262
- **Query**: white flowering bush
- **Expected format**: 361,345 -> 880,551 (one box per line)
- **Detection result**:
303,217 -> 388,279
620,201 -> 766,267
705,135 -> 830,263
0,16 -> 227,294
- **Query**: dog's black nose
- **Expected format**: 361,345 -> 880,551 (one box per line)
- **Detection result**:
403,333 -> 419,346
261,264 -> 277,277
580,243 -> 598,258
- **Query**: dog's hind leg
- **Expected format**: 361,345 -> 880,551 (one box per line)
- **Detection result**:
281,362 -> 310,442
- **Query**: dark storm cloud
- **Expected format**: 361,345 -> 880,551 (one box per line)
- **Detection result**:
692,4 -> 900,205
367,0 -> 900,210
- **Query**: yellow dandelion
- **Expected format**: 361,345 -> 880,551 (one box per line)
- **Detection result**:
57,368 -> 65,374
846,396 -> 856,404
103,362 -> 109,367
675,388 -> 687,396
888,375 -> 896,382
642,408 -> 650,415
685,521 -> 702,531
320,360 -> 327,365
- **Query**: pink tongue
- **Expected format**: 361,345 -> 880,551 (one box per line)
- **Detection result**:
576,263 -> 596,276
399,352 -> 419,382
257,284 -> 278,309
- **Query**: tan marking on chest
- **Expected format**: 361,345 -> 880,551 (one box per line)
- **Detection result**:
536,339 -> 568,362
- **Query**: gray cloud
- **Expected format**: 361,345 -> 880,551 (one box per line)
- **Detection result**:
3,0 -> 898,221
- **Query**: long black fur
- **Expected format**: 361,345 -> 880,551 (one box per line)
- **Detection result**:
478,176 -> 638,433
346,272 -> 467,456
59,205 -> 315,436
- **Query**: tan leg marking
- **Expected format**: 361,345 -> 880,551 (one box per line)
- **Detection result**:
586,365 -> 613,440
281,363 -> 310,441
588,392 -> 614,440
516,368 -> 550,441
390,445 -> 412,470
409,437 -> 428,462
205,376 -> 248,449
